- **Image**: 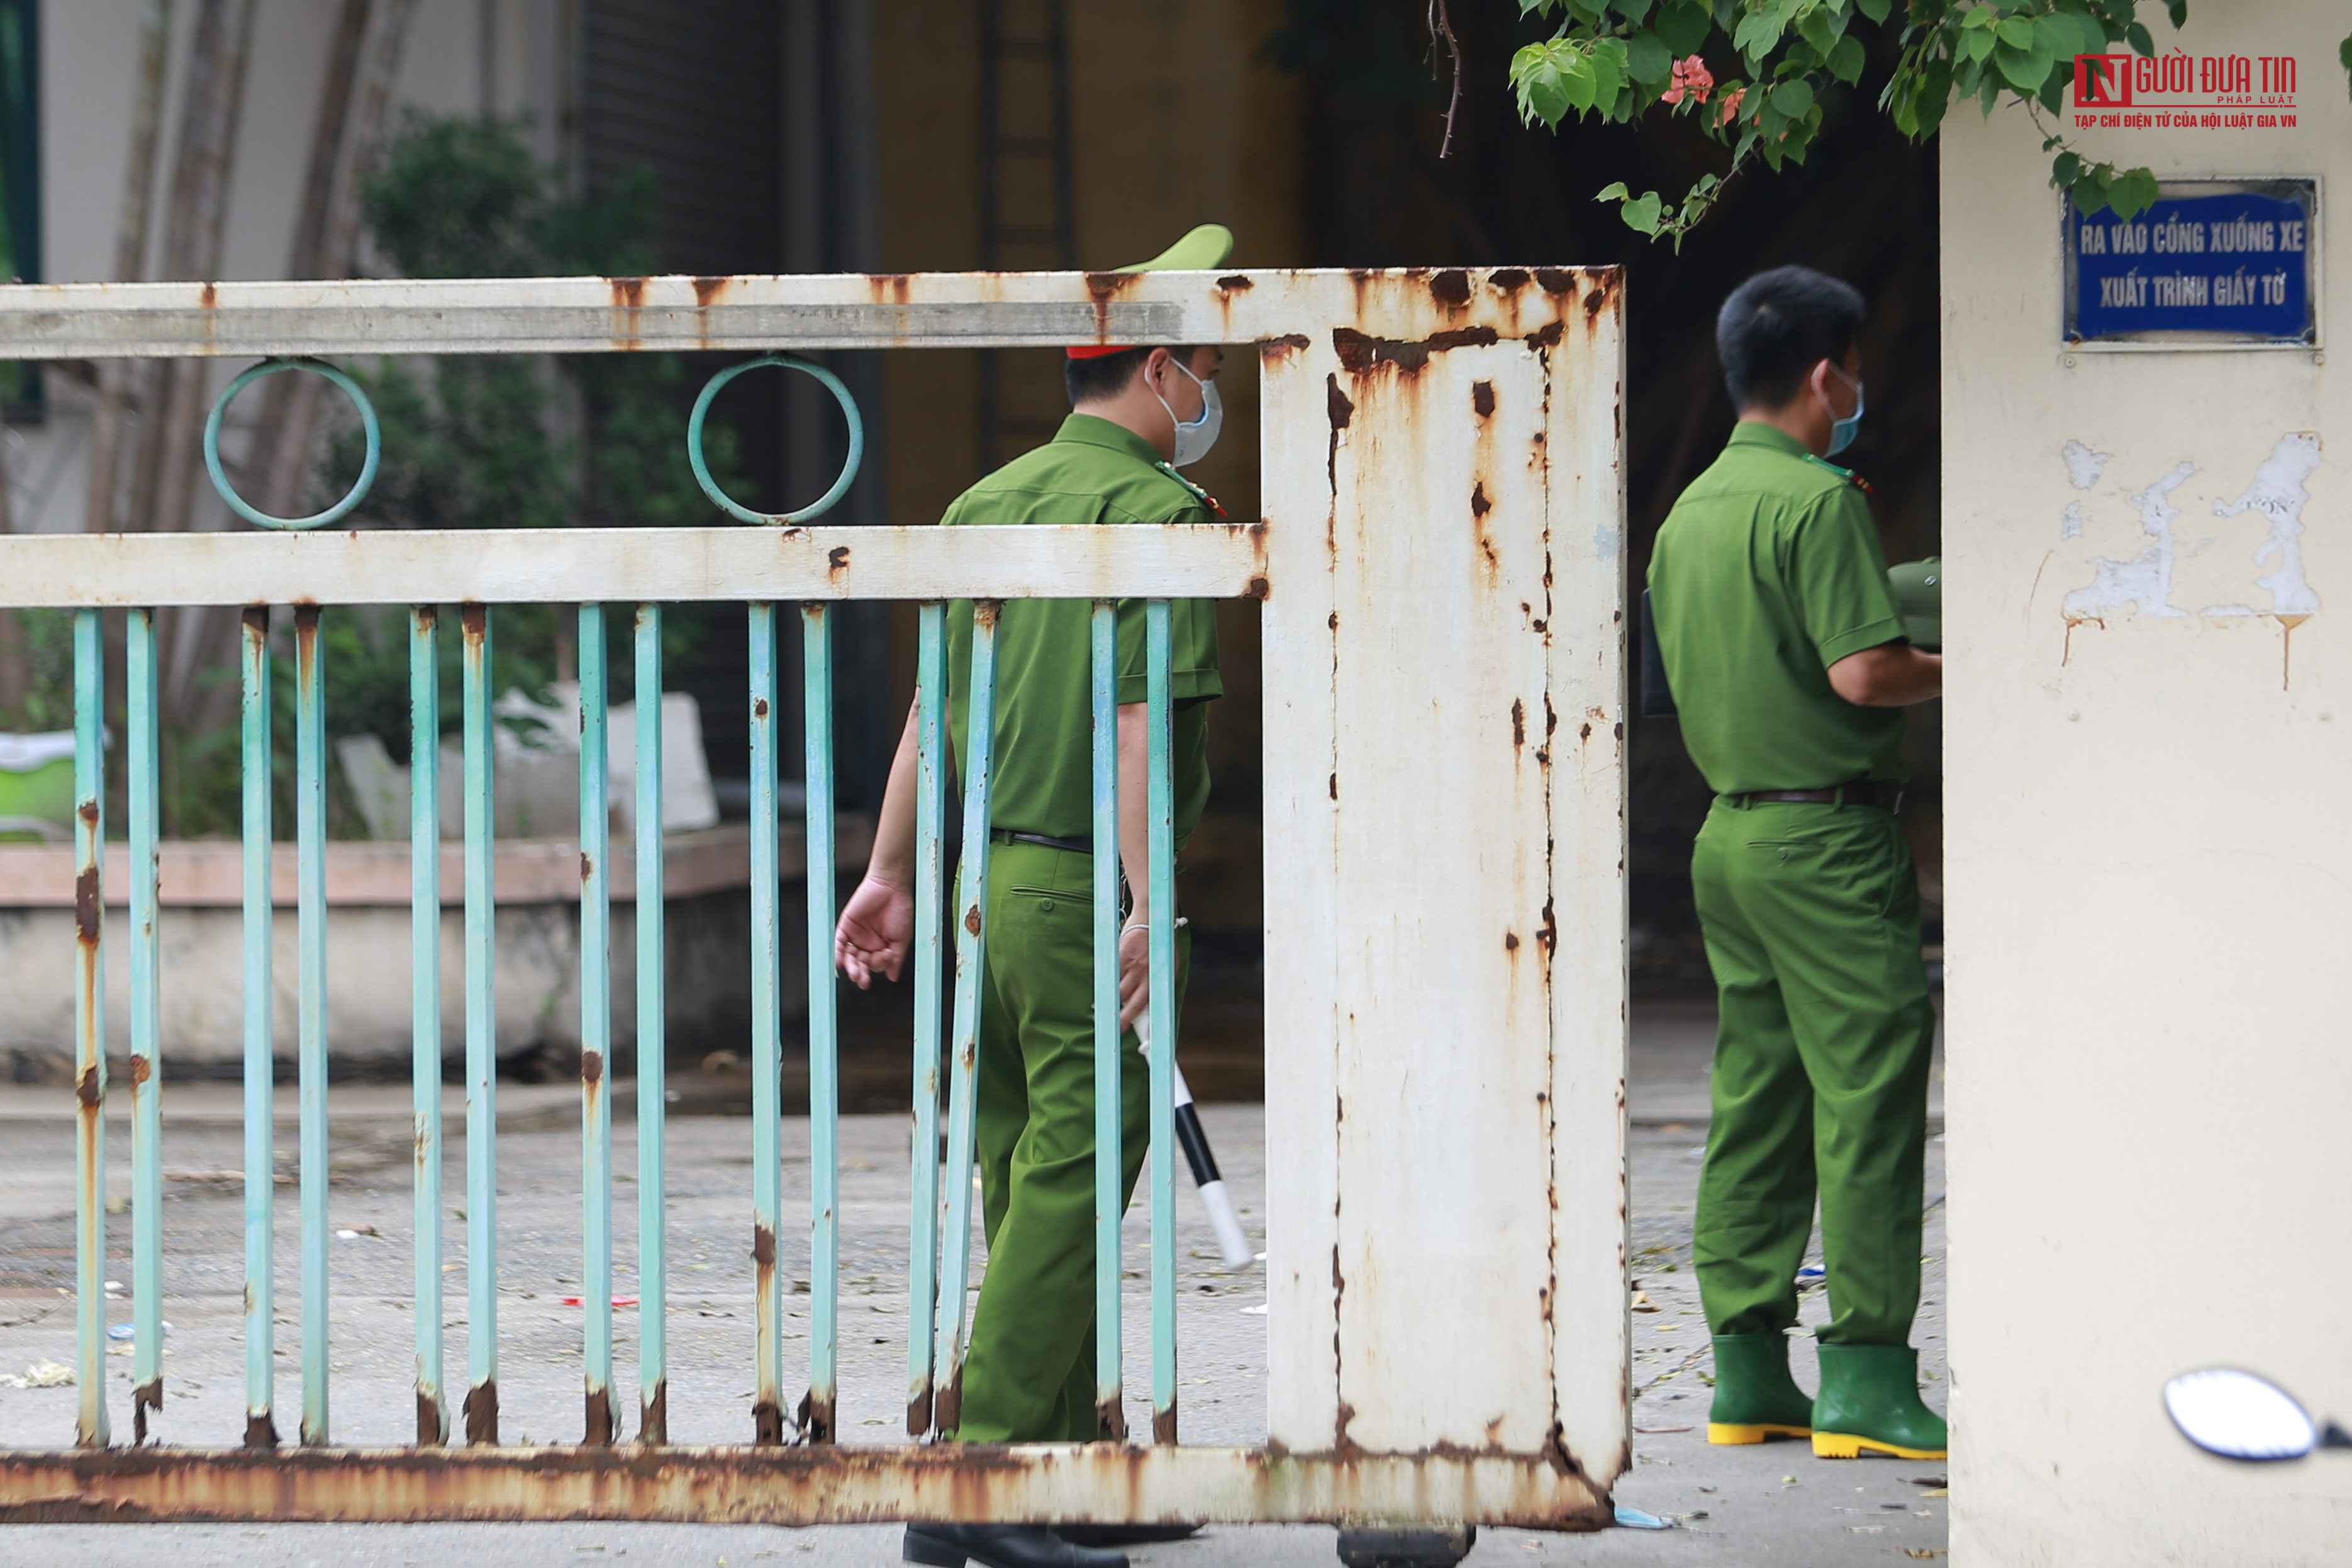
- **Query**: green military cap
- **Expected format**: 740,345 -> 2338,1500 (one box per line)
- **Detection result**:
1113,223 -> 1234,274
1069,225 -> 1237,361
1887,557 -> 1941,652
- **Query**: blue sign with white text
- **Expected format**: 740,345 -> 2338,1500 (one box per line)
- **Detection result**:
2065,181 -> 2316,345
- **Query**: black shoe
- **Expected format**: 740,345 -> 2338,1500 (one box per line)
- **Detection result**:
1054,1525 -> 1200,1547
903,1523 -> 1129,1568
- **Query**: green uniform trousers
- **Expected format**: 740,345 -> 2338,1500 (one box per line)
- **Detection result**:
1689,798 -> 1936,1347
950,841 -> 1186,1443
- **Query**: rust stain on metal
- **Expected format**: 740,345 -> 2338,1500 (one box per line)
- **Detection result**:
460,603 -> 488,640
1327,774 -> 1336,801
1095,1396 -> 1126,1442
1524,321 -> 1564,350
1330,326 -> 1498,375
585,1390 -> 616,1448
1153,1404 -> 1178,1446
799,1390 -> 835,1447
579,851 -> 594,884
640,1381 -> 668,1446
690,277 -> 730,309
247,1413 -> 278,1450
1504,931 -> 1520,952
963,904 -> 981,937
1511,699 -> 1525,748
1538,898 -> 1558,957
128,1055 -> 151,1086
1534,269 -> 1578,296
199,282 -> 218,309
864,274 -> 913,304
1428,269 -> 1472,309
752,697 -> 769,720
827,547 -> 851,577
463,1381 -> 498,1446
1215,275 -> 1254,292
1257,333 -> 1310,361
581,1050 -> 604,1087
907,1388 -> 932,1440
1080,270 -> 1141,343
415,1390 -> 440,1447
1489,268 -> 1531,294
608,278 -> 648,350
133,1379 -> 160,1443
1471,482 -> 1492,520
973,600 -> 1001,631
1246,575 -> 1270,601
1471,381 -> 1495,418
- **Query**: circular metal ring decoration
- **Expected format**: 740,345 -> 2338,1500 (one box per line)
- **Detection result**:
689,353 -> 864,525
202,357 -> 382,531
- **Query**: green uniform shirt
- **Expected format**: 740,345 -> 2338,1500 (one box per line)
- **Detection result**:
1648,422 -> 1910,796
944,414 -> 1222,844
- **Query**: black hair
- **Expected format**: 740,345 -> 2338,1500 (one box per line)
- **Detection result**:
1064,345 -> 1200,406
1715,266 -> 1865,409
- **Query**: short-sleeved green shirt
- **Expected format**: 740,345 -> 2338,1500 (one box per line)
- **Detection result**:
943,414 -> 1223,845
1647,422 -> 1910,796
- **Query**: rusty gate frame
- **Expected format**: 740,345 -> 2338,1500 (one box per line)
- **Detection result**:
0,267 -> 1628,1529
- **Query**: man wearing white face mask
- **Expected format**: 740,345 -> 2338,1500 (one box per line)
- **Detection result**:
1649,265 -> 1947,1468
835,226 -> 1230,1568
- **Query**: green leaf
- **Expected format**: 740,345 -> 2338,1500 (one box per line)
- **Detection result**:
1621,191 -> 1665,233
1771,77 -> 1816,116
2340,31 -> 2351,101
1732,7 -> 1788,60
1995,16 -> 2033,49
1588,38 -> 1629,110
1912,55 -> 1953,136
1855,0 -> 1890,19
1797,8 -> 1838,57
1560,48 -> 1600,113
2164,1 -> 2186,28
2126,20 -> 2153,57
1626,31 -> 1673,86
1510,44 -> 1576,125
1995,33 -> 2055,91
2107,166 -> 2160,221
2048,11 -> 2110,60
1610,0 -> 1656,20
1828,33 -> 1866,82
2051,149 -> 2082,185
1961,6 -> 1996,29
1595,181 -> 1631,201
1963,26 -> 1995,62
1656,0 -> 1712,55
1518,0 -> 1557,15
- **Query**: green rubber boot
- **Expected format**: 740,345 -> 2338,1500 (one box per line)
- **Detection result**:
1707,1334 -> 1814,1445
1810,1343 -> 1948,1460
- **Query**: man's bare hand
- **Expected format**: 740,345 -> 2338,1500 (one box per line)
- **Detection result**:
1117,925 -> 1152,1031
835,874 -> 914,988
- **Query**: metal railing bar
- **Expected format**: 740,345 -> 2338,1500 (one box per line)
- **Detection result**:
933,603 -> 999,1435
126,607 -> 163,1444
802,604 -> 839,1445
460,604 -> 499,1445
579,605 -> 618,1447
294,606 -> 331,1445
410,606 -> 447,1446
1145,599 -> 1177,1446
240,608 -> 276,1448
1090,600 -> 1124,1440
72,609 -> 108,1449
0,525 -> 1270,611
905,603 -> 945,1438
747,602 -> 786,1445
634,604 -> 668,1445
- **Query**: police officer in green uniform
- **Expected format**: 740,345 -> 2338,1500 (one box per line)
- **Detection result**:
1648,266 -> 1948,1463
835,225 -> 1233,1568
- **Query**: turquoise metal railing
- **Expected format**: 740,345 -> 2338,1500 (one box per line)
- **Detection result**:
66,353 -> 1193,1455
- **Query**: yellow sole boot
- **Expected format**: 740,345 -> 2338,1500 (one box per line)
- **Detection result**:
1707,1335 -> 1814,1446
1809,1343 -> 1947,1460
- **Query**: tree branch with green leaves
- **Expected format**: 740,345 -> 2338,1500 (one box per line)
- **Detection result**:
1506,2 -> 2351,245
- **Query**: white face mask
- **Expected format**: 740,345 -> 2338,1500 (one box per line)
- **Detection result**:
1152,357 -> 1223,467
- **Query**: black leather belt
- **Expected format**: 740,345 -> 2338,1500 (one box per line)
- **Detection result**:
991,828 -> 1091,854
1727,782 -> 1904,813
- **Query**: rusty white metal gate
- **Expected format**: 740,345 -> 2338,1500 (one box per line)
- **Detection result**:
0,268 -> 1626,1530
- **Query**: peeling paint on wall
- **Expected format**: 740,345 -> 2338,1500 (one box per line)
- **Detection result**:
2217,433 -> 2322,616
2061,501 -> 2085,540
2062,439 -> 2112,490
2063,462 -> 2196,620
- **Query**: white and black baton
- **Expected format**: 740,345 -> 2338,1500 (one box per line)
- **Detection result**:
1137,1013 -> 1256,1271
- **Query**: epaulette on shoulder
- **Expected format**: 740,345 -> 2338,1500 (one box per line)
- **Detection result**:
1153,460 -> 1229,518
1802,451 -> 1874,495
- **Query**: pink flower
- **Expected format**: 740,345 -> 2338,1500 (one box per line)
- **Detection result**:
1661,54 -> 1715,106
1715,86 -> 1746,128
